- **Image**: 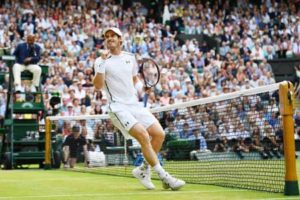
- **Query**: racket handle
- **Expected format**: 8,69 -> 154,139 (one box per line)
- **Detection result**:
143,93 -> 149,107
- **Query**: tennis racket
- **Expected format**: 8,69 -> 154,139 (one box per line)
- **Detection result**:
139,58 -> 160,107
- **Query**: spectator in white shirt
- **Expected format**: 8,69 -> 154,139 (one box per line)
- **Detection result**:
292,38 -> 300,57
251,43 -> 264,60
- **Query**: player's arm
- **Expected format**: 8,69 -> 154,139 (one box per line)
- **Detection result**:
93,73 -> 105,90
133,75 -> 139,86
132,56 -> 140,86
93,57 -> 106,90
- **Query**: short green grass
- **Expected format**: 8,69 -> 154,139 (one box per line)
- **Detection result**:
0,161 -> 300,200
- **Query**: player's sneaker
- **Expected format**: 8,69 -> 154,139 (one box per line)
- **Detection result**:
132,166 -> 155,190
161,173 -> 185,190
64,164 -> 70,169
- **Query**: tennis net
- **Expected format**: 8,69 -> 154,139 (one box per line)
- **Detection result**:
47,82 -> 295,193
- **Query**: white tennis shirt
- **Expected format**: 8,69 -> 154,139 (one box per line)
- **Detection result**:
94,51 -> 139,104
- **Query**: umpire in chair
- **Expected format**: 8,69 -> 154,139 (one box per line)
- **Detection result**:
12,34 -> 42,92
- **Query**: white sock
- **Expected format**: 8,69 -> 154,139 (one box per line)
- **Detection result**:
140,160 -> 150,170
142,160 -> 149,168
153,163 -> 167,179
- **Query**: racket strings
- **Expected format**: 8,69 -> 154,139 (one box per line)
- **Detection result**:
142,60 -> 159,87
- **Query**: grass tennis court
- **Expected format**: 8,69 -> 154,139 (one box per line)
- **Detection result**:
0,160 -> 300,200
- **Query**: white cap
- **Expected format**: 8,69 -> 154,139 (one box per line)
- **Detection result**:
67,103 -> 73,107
161,68 -> 168,74
103,27 -> 123,37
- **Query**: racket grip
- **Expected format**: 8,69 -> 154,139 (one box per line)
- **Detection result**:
143,93 -> 149,107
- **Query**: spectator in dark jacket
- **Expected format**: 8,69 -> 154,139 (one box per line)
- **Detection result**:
62,124 -> 89,168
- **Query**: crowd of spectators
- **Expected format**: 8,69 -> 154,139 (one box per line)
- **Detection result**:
158,89 -> 284,158
0,0 -> 300,157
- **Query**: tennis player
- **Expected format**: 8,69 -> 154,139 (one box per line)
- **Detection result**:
93,27 -> 185,190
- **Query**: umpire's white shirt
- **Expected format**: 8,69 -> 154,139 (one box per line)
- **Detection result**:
94,51 -> 139,105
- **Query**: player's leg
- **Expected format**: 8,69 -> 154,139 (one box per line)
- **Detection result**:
129,123 -> 159,167
132,107 -> 185,190
129,123 -> 159,190
138,121 -> 164,171
109,110 -> 155,189
134,121 -> 164,176
147,121 -> 165,153
146,122 -> 185,190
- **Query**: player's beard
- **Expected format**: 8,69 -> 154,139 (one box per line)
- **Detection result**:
107,40 -> 121,53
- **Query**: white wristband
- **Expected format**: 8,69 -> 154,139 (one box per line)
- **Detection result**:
94,59 -> 105,74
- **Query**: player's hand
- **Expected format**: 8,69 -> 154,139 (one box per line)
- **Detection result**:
94,50 -> 108,74
101,50 -> 110,60
143,86 -> 151,94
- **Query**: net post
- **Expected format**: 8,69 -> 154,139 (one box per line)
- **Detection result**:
279,81 -> 299,195
44,117 -> 52,169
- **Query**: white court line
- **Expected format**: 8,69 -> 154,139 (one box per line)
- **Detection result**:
0,190 -> 245,199
0,177 -> 103,182
0,190 -> 297,200
254,198 -> 300,200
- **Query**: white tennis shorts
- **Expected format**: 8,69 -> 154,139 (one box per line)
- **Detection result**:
108,103 -> 157,139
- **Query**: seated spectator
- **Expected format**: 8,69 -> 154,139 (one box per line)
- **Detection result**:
164,121 -> 179,139
179,122 -> 193,139
245,136 -> 268,159
62,103 -> 75,116
189,129 -> 211,160
160,90 -> 170,106
213,136 -> 229,152
94,123 -> 105,140
80,120 -> 94,141
231,137 -> 249,159
262,135 -> 281,159
13,34 -> 42,92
